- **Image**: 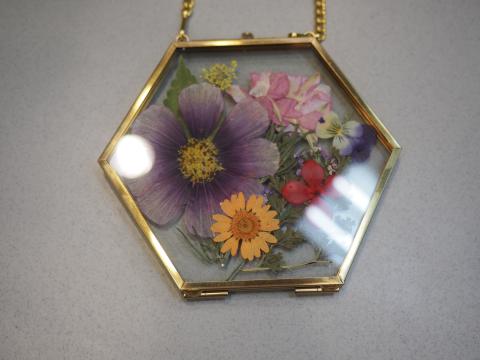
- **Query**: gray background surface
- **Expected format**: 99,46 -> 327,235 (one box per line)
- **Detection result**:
1,0 -> 479,359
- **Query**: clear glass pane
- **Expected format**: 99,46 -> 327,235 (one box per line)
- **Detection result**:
108,45 -> 389,283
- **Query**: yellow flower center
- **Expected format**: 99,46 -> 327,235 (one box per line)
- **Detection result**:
330,122 -> 343,136
178,138 -> 223,184
202,60 -> 238,91
231,210 -> 260,241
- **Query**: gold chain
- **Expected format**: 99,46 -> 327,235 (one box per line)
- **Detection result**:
315,0 -> 327,41
177,0 -> 326,42
177,0 -> 195,41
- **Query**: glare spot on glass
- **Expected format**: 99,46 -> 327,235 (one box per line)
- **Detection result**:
332,176 -> 370,212
305,205 -> 351,254
110,134 -> 155,179
299,162 -> 380,266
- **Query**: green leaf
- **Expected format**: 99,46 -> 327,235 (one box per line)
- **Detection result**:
163,56 -> 197,117
277,228 -> 305,250
287,206 -> 304,221
264,123 -> 278,142
267,193 -> 286,213
260,252 -> 285,273
176,227 -> 227,266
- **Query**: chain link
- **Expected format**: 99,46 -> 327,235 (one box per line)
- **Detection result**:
177,0 -> 195,41
177,0 -> 326,42
314,0 -> 327,41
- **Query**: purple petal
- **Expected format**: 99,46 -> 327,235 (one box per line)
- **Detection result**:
128,172 -> 191,227
183,172 -> 263,237
126,105 -> 191,226
339,142 -> 354,157
347,125 -> 377,162
128,104 -> 185,198
125,154 -> 181,199
215,99 -> 269,148
178,83 -> 224,138
350,142 -> 374,162
219,138 -> 279,178
361,125 -> 377,146
236,177 -> 265,197
131,105 -> 187,152
183,183 -> 224,238
213,172 -> 264,200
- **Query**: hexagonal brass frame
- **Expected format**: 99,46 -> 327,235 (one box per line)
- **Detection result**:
98,37 -> 400,299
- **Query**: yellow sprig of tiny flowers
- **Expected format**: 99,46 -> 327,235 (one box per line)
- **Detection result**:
201,60 -> 238,91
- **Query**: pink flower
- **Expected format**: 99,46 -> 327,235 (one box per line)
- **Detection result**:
228,72 -> 332,131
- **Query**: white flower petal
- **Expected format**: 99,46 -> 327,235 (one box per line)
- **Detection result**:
316,111 -> 340,139
227,85 -> 249,103
249,72 -> 270,98
333,134 -> 353,150
342,120 -> 363,138
316,124 -> 333,139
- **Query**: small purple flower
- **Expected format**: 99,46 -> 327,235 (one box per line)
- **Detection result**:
293,146 -> 304,159
126,83 -> 280,237
262,186 -> 273,197
320,147 -> 332,161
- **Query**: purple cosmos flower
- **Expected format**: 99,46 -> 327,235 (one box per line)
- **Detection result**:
125,83 -> 280,237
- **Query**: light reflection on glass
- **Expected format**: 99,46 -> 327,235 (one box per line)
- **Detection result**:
332,176 -> 370,212
110,134 -> 155,179
298,162 -> 380,266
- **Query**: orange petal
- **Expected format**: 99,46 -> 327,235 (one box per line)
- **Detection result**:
251,239 -> 261,258
230,237 -> 239,256
253,236 -> 269,253
213,231 -> 232,243
254,204 -> 271,218
212,214 -> 232,224
246,194 -> 263,212
240,240 -> 254,261
260,219 -> 280,231
221,237 -> 239,256
258,231 -> 278,244
211,221 -> 230,233
231,192 -> 245,211
263,210 -> 278,221
220,198 -> 235,217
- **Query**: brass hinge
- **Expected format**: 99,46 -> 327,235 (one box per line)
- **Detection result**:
294,286 -> 340,295
183,290 -> 229,300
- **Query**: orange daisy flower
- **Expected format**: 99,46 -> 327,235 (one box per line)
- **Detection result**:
211,192 -> 280,261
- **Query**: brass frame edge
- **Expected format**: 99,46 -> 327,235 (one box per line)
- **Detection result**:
98,41 -> 185,290
99,160 -> 185,290
337,147 -> 400,282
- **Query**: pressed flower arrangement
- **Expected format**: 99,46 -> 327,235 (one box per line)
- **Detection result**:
115,52 -> 384,282
99,3 -> 400,298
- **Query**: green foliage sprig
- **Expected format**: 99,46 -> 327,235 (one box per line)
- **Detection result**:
164,56 -> 197,116
177,228 -> 229,267
263,125 -> 311,257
